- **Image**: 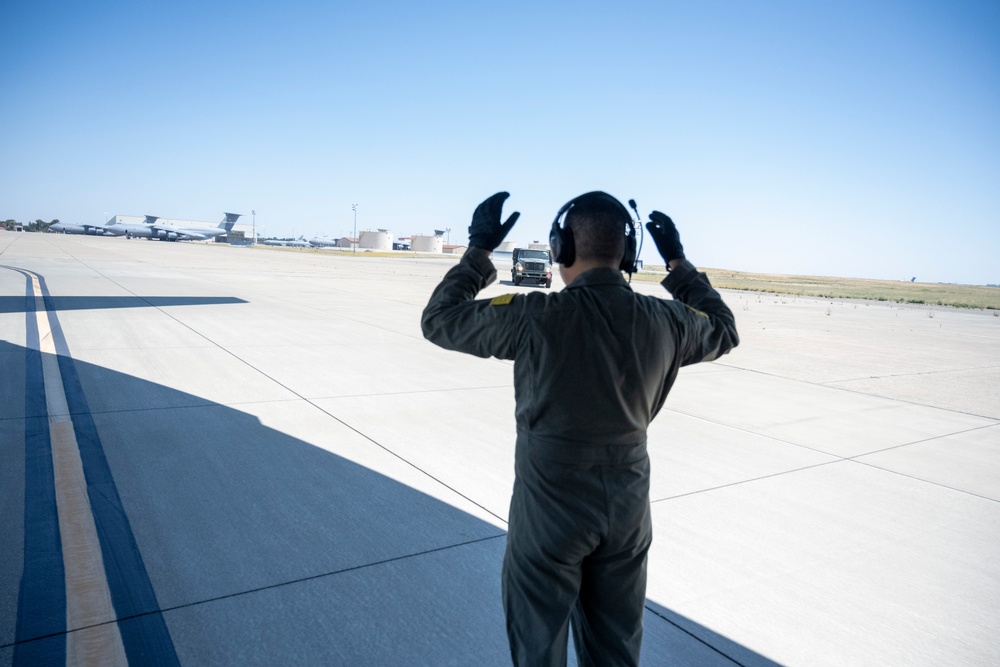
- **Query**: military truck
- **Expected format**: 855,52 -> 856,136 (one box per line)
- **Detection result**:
511,247 -> 553,288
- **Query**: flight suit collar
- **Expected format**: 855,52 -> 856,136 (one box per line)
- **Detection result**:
564,267 -> 629,290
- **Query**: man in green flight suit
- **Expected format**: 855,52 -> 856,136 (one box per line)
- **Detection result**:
422,191 -> 739,666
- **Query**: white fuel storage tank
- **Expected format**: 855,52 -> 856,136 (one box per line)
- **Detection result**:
411,234 -> 443,253
360,229 -> 393,250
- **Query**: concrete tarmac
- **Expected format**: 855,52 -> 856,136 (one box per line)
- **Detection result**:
1,233 -> 997,666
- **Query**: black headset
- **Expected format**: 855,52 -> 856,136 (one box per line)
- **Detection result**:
549,191 -> 638,274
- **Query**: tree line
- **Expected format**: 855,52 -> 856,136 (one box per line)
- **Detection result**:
2,219 -> 58,232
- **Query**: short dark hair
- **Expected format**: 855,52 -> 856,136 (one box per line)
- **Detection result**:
565,196 -> 626,264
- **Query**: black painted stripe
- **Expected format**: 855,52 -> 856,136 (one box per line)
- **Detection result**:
34,272 -> 181,665
10,267 -> 66,666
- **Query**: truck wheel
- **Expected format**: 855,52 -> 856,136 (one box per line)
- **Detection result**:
514,275 -> 522,286
545,279 -> 552,288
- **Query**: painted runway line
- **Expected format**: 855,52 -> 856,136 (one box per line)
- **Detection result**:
11,266 -> 66,666
5,266 -> 178,666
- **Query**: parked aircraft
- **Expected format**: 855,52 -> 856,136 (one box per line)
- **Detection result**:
152,213 -> 242,241
49,221 -> 115,236
109,213 -> 241,241
308,236 -> 340,248
103,215 -> 155,240
263,236 -> 312,247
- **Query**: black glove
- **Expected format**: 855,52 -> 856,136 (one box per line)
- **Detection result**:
468,192 -> 520,251
646,211 -> 685,263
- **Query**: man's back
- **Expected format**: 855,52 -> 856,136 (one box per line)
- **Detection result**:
510,268 -> 691,447
423,258 -> 737,449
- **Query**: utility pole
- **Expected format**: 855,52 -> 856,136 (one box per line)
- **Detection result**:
352,204 -> 358,255
252,210 -> 256,246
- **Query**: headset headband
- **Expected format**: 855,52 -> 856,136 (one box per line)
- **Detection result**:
549,191 -> 638,274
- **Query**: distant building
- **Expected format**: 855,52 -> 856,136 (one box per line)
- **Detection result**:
338,237 -> 358,249
443,245 -> 467,256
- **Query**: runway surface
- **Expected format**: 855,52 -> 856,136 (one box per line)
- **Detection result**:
2,233 -> 998,666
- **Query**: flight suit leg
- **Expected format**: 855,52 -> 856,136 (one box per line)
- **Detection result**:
570,455 -> 652,666
503,445 -> 604,666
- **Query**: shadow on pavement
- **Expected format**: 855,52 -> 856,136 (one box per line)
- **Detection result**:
0,296 -> 247,314
0,265 -> 782,665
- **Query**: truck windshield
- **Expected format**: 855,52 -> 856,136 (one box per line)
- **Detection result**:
520,251 -> 549,261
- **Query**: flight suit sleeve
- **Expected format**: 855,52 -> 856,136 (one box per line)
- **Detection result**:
421,247 -> 520,359
662,259 -> 739,365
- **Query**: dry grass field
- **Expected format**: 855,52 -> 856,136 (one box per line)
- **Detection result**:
637,265 -> 1000,310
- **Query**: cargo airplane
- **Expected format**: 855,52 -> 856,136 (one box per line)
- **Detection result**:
308,236 -> 340,248
49,221 -> 116,236
109,213 -> 241,241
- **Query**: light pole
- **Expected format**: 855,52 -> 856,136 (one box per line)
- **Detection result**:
352,204 -> 358,255
445,227 -> 451,245
252,210 -> 256,246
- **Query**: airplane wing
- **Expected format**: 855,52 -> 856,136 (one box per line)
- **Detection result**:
150,225 -> 208,241
81,224 -> 115,236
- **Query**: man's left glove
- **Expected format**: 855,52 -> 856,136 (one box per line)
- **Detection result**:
468,192 -> 520,251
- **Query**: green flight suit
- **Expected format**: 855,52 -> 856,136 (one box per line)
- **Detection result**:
422,248 -> 739,666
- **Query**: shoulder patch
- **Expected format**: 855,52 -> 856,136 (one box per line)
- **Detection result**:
684,304 -> 710,319
490,293 -> 515,306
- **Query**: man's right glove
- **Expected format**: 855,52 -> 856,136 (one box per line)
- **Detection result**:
468,192 -> 520,251
646,211 -> 685,263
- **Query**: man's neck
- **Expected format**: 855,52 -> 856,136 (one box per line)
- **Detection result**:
559,258 -> 619,285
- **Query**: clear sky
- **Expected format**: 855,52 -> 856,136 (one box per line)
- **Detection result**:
2,1 -> 997,284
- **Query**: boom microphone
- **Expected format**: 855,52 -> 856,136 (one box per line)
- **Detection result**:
628,199 -> 640,221
626,199 -> 644,279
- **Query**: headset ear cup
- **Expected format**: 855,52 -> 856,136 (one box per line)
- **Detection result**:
550,206 -> 575,268
549,222 -> 562,263
620,222 -> 637,273
549,222 -> 575,267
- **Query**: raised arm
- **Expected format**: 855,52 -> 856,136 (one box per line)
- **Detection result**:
647,211 -> 739,364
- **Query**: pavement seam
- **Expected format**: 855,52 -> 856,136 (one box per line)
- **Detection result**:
821,363 -> 1000,382
652,454 -> 999,506
304,401 -> 511,524
662,407 -> 840,458
0,534 -> 508,652
308,384 -> 514,399
846,421 -> 1000,457
651,460 -> 841,504
846,459 -> 999,504
642,604 -> 749,667
710,363 -> 999,421
651,417 -> 998,505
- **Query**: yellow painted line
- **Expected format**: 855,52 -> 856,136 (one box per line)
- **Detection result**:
29,273 -> 128,666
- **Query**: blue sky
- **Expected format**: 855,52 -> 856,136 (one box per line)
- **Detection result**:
2,0 -> 997,284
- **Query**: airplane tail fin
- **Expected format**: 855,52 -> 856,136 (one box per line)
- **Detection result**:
144,215 -> 159,225
220,212 -> 242,231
